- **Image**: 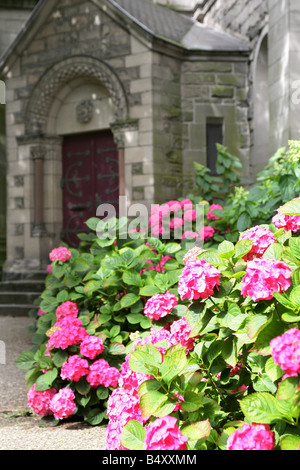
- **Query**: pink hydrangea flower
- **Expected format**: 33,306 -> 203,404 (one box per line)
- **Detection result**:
56,301 -> 79,321
118,359 -> 153,393
272,207 -> 300,233
170,217 -> 183,229
199,226 -> 215,241
227,423 -> 275,450
241,258 -> 292,301
47,317 -> 88,351
183,246 -> 206,264
60,354 -> 89,382
180,199 -> 193,209
49,247 -> 72,262
183,209 -> 197,221
181,231 -> 198,241
37,308 -> 47,317
167,201 -> 182,212
270,327 -> 300,378
170,317 -> 194,351
239,226 -> 276,261
49,388 -> 76,420
151,224 -> 165,237
27,384 -> 57,417
207,204 -> 223,221
86,359 -> 120,388
178,258 -> 221,301
106,387 -> 144,450
80,335 -> 105,359
143,416 -> 188,450
144,291 -> 178,321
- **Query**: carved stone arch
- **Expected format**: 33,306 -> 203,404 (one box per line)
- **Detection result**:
25,55 -> 129,134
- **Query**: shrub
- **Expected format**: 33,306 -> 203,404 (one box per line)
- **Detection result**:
113,198 -> 300,451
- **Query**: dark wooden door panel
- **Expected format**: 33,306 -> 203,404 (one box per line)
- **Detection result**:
61,130 -> 119,247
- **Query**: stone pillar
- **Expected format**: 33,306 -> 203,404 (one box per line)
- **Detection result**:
30,144 -> 47,237
268,0 -> 300,154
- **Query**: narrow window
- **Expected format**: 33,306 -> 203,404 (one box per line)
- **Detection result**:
206,118 -> 223,175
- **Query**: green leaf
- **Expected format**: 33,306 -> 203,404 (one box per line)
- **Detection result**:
52,349 -> 68,368
181,419 -> 211,441
35,369 -> 58,391
233,239 -> 252,260
265,356 -> 284,382
159,344 -> 188,385
121,420 -> 146,450
207,340 -> 223,364
273,292 -> 295,311
139,390 -> 169,418
75,378 -> 91,395
239,392 -> 291,424
129,344 -> 162,376
278,198 -> 300,216
237,212 -> 251,232
246,314 -> 272,341
182,391 -> 203,412
85,217 -> 101,231
84,408 -> 104,426
122,270 -> 143,287
15,351 -> 36,370
262,243 -> 283,260
139,285 -> 162,297
83,280 -> 101,293
163,242 -> 181,254
276,377 -> 300,401
280,434 -> 300,450
289,285 -> 300,308
120,293 -> 140,309
73,258 -> 91,273
218,240 -> 235,260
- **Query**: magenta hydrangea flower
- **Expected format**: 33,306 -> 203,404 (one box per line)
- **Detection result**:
49,387 -> 76,420
270,327 -> 300,378
80,335 -> 105,359
60,354 -> 89,382
47,316 -> 88,351
183,246 -> 206,265
170,217 -> 183,229
207,204 -> 223,221
227,423 -> 275,450
49,247 -> 71,262
144,291 -> 178,321
239,225 -> 276,261
27,384 -> 57,417
272,211 -> 300,233
169,317 -> 194,352
86,359 -> 120,388
199,226 -> 215,241
178,258 -> 221,301
181,231 -> 198,241
106,387 -> 144,450
183,209 -> 197,221
241,258 -> 292,301
56,301 -> 79,321
143,416 -> 188,450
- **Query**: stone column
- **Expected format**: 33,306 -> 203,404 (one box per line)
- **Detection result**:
30,144 -> 47,237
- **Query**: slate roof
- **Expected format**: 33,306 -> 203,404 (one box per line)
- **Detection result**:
0,0 -> 249,71
108,0 -> 249,51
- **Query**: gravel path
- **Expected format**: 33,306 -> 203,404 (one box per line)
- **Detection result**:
0,316 -> 107,450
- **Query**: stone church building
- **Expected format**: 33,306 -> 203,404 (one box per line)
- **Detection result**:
0,0 -> 298,280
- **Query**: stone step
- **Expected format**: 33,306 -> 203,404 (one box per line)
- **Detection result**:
0,304 -> 38,317
2,270 -> 46,282
0,280 -> 45,293
0,292 -> 42,304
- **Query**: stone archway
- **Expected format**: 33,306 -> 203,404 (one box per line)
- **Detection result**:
18,55 -> 130,266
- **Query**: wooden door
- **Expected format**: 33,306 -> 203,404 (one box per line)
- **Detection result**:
61,130 -> 119,247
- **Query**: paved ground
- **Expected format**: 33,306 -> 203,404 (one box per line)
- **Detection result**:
0,315 -> 107,450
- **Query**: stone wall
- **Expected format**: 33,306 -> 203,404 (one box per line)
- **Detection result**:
181,53 -> 250,191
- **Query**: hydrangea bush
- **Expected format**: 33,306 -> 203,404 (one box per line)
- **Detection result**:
116,198 -> 300,451
16,195 -> 300,450
16,217 -> 185,426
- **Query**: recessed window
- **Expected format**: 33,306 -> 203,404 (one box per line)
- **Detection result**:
206,118 -> 223,175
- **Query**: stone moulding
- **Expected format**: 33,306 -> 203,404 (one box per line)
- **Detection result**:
24,54 -> 129,135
